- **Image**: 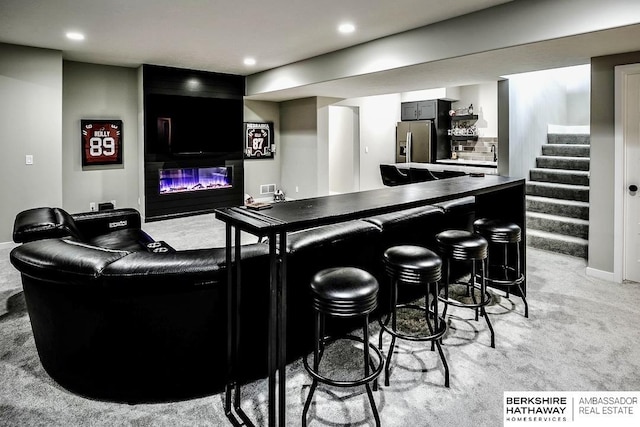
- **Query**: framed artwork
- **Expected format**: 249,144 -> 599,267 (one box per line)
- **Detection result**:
81,119 -> 123,166
244,122 -> 274,159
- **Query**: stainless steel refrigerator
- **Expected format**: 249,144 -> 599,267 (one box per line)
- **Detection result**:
396,120 -> 432,163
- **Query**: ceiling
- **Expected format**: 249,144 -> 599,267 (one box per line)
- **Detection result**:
2,0 -> 640,101
248,23 -> 640,101
0,0 -> 512,73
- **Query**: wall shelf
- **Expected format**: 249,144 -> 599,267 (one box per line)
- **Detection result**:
451,135 -> 479,141
451,114 -> 478,121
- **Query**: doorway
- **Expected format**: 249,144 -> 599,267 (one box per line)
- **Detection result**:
614,64 -> 640,282
328,106 -> 360,195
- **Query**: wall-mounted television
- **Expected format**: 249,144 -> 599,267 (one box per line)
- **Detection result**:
145,94 -> 243,157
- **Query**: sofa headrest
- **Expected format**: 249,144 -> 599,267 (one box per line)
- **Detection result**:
432,196 -> 476,213
285,220 -> 380,254
364,205 -> 443,230
13,207 -> 82,243
10,238 -> 129,282
71,208 -> 142,238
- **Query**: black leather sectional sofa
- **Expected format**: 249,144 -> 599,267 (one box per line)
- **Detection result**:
10,199 -> 475,403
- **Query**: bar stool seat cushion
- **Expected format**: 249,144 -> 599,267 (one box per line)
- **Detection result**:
383,245 -> 442,284
310,267 -> 379,317
473,218 -> 521,243
436,230 -> 488,260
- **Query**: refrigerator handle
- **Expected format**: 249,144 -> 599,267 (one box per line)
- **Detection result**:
406,131 -> 412,163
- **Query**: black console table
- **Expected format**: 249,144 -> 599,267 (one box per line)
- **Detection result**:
214,174 -> 525,426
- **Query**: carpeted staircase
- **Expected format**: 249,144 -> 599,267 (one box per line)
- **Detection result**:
526,129 -> 590,258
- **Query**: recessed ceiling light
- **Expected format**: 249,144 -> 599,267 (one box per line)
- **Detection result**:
66,32 -> 85,41
186,78 -> 200,89
338,23 -> 355,34
244,57 -> 256,66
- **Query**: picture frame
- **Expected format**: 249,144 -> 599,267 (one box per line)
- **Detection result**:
81,119 -> 123,166
244,122 -> 274,159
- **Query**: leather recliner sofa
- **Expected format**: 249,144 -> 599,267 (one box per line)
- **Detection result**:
10,200 -> 475,403
10,207 -> 270,403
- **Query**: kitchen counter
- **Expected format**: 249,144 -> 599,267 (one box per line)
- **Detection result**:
436,159 -> 497,168
395,162 -> 499,175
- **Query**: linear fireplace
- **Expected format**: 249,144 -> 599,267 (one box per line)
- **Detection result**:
159,166 -> 232,195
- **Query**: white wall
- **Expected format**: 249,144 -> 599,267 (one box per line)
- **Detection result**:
279,98 -> 318,199
452,82 -> 498,138
0,43 -> 63,243
401,87 -> 460,102
62,61 -> 140,213
328,106 -> 357,194
506,65 -> 590,179
337,94 -> 401,190
589,51 -> 640,274
243,100 -> 281,200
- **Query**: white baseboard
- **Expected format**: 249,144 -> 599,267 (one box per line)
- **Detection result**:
585,266 -> 618,283
0,241 -> 18,250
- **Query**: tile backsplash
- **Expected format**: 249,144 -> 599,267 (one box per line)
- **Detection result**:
452,137 -> 498,162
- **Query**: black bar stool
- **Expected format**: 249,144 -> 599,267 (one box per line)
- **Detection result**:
435,230 -> 495,348
473,218 -> 528,318
302,267 -> 384,427
378,245 -> 449,387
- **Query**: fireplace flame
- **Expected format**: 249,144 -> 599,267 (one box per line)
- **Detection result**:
159,167 -> 232,194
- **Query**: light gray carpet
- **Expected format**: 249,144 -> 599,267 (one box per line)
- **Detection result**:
2,213 -> 640,426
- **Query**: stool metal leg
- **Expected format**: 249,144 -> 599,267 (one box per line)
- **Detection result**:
302,312 -> 322,427
427,282 -> 450,388
426,286 -> 436,352
479,259 -> 495,348
442,259 -> 450,319
504,244 -> 510,297
516,242 -> 529,318
471,261 -> 479,321
363,315 -> 381,427
383,278 -> 399,386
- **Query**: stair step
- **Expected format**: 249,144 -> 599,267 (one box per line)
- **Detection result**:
542,144 -> 590,158
526,195 -> 589,220
529,168 -> 589,186
536,156 -> 590,171
526,182 -> 589,202
547,133 -> 590,145
526,229 -> 588,258
526,211 -> 589,239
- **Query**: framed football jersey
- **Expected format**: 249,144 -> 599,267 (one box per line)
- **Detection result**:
81,119 -> 123,166
244,122 -> 274,159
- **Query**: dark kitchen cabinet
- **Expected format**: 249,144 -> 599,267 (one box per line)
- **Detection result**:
401,100 -> 437,120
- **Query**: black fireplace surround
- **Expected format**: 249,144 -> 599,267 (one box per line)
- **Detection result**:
143,64 -> 245,221
10,198 -> 475,402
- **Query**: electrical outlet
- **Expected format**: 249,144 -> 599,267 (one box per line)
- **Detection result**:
295,186 -> 299,193
89,202 -> 96,211
25,154 -> 34,165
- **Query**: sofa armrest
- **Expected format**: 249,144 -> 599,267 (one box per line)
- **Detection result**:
71,208 -> 142,239
13,207 -> 82,243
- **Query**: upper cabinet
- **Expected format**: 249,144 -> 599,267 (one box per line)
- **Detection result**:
401,100 -> 436,121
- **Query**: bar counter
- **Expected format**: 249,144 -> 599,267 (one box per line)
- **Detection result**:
215,174 -> 526,426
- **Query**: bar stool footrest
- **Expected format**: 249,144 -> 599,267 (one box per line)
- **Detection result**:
438,285 -> 493,309
379,304 -> 447,342
303,335 -> 384,388
477,265 -> 524,287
